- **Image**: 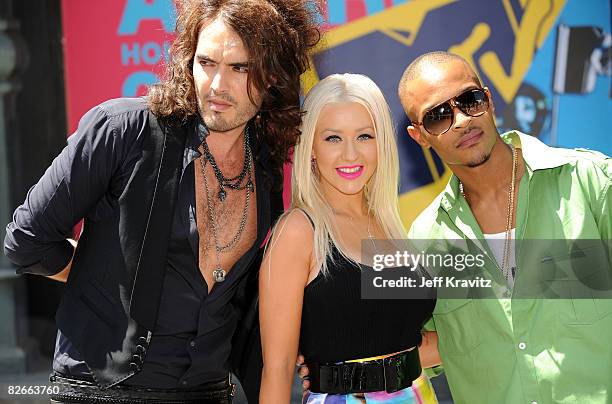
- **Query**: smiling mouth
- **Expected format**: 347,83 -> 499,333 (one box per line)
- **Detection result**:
336,165 -> 364,179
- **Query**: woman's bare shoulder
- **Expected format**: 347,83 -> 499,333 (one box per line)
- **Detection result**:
270,208 -> 315,246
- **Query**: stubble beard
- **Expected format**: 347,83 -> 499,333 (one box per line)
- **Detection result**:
198,94 -> 260,133
466,151 -> 492,168
464,128 -> 497,167
201,106 -> 258,133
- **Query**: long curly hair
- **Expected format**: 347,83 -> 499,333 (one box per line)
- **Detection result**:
148,0 -> 321,168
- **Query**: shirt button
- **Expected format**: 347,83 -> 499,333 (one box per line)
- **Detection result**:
518,342 -> 527,350
181,380 -> 188,386
190,340 -> 196,348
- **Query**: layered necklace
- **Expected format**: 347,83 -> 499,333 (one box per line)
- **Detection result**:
199,125 -> 254,283
459,144 -> 518,283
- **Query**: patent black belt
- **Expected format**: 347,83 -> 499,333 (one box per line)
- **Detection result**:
49,373 -> 235,404
308,348 -> 421,394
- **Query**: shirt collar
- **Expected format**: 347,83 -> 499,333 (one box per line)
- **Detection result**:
189,118 -> 206,151
505,130 -> 575,170
438,130 -> 574,212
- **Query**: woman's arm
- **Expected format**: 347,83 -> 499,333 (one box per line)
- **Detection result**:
45,238 -> 77,282
259,210 -> 314,403
419,331 -> 441,368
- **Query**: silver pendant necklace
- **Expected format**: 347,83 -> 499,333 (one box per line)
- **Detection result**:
200,123 -> 254,201
199,139 -> 252,283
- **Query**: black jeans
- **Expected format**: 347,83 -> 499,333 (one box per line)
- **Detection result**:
49,373 -> 234,404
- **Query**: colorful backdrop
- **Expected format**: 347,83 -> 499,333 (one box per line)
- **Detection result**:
61,0 -> 611,227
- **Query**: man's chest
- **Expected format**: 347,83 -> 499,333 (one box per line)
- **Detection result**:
192,157 -> 259,287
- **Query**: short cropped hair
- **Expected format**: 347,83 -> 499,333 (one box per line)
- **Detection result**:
398,51 -> 481,119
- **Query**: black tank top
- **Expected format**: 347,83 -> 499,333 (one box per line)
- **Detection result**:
299,241 -> 436,364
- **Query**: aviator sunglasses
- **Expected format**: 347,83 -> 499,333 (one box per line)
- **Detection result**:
412,88 -> 490,135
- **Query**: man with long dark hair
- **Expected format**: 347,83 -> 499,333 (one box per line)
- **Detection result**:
4,1 -> 320,402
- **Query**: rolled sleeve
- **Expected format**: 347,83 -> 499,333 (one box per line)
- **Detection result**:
4,104 -> 124,276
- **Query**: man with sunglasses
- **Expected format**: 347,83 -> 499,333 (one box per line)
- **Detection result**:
398,52 -> 611,403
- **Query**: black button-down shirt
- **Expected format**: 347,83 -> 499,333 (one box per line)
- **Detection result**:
125,122 -> 264,388
5,98 -> 278,389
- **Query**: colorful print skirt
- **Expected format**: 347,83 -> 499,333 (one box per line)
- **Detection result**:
303,373 -> 438,404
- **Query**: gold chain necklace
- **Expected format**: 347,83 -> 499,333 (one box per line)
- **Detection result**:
460,145 -> 517,283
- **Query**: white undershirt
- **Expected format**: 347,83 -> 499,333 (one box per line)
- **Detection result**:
483,228 -> 516,287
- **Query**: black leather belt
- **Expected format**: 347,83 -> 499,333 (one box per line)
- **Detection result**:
49,373 -> 235,403
308,348 -> 421,394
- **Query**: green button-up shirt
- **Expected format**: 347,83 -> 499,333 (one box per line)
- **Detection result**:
408,131 -> 611,404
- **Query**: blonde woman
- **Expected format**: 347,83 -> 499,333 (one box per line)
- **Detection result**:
259,74 -> 440,403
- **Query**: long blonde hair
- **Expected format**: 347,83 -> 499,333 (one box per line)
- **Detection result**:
290,73 -> 405,275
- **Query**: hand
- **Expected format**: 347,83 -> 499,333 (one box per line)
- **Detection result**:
296,354 -> 310,395
46,239 -> 77,283
419,331 -> 442,368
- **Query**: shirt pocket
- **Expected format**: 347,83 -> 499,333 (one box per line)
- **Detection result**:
540,242 -> 612,325
432,299 -> 483,355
